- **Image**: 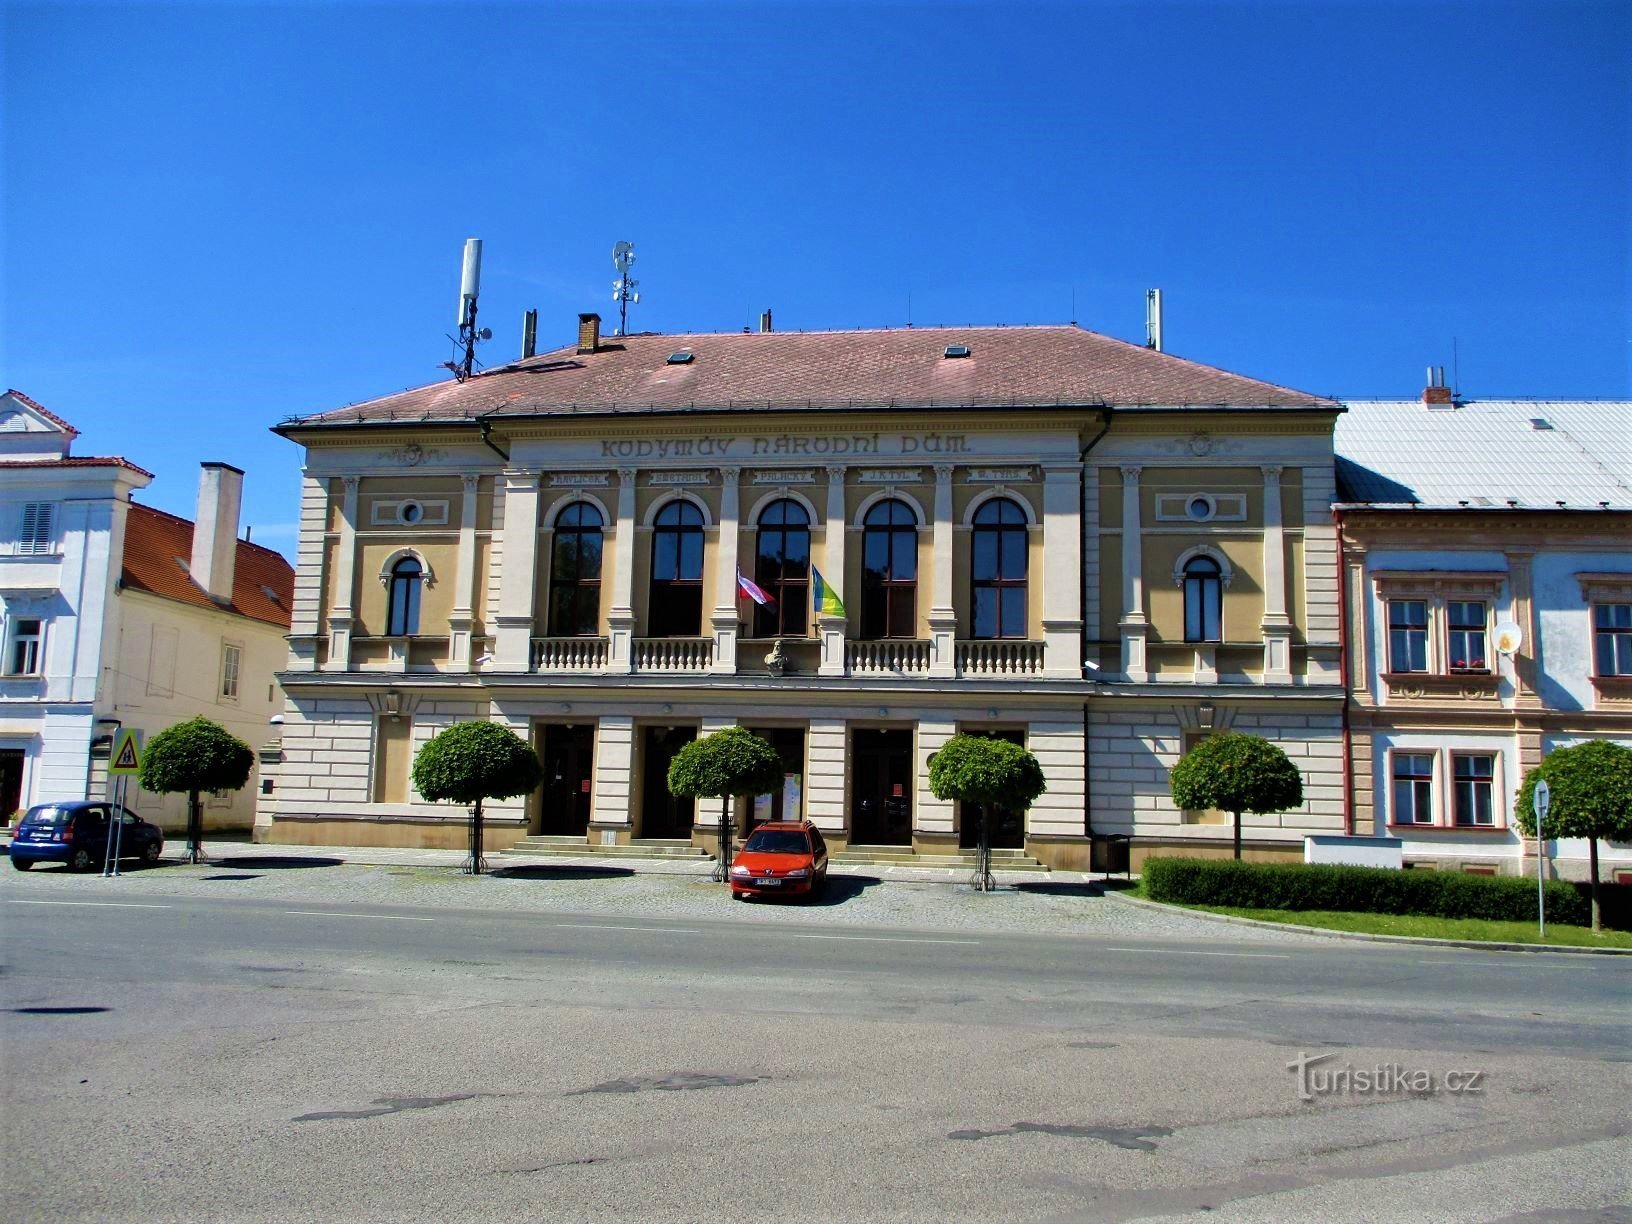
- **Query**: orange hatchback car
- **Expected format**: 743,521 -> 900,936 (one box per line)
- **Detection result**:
729,820 -> 829,901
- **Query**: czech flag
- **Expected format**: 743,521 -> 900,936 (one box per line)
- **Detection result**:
812,567 -> 847,617
737,568 -> 775,607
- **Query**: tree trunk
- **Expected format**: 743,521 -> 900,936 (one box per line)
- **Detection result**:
717,795 -> 732,884
188,789 -> 203,865
1233,810 -> 1242,861
1589,838 -> 1601,933
468,797 -> 486,875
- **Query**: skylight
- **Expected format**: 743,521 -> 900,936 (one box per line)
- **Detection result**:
943,344 -> 971,359
666,350 -> 694,365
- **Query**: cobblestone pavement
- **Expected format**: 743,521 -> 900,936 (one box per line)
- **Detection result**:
1,841 -> 1325,942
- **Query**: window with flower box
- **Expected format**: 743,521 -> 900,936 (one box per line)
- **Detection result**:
1374,573 -> 1504,697
1577,575 -> 1632,706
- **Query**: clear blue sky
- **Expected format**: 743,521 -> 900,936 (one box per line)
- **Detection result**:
4,1 -> 1627,557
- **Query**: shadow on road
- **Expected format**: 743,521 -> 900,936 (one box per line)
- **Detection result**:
214,856 -> 344,870
1014,880 -> 1105,899
738,874 -> 882,907
489,865 -> 636,882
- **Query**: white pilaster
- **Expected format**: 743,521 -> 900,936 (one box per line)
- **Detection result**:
1041,463 -> 1083,678
493,468 -> 541,670
711,465 -> 742,674
805,717 -> 848,833
915,718 -> 956,835
818,465 -> 848,676
323,476 -> 359,672
928,463 -> 957,676
1260,465 -> 1293,683
1118,466 -> 1149,682
448,474 -> 480,669
608,468 -> 638,674
590,714 -> 635,839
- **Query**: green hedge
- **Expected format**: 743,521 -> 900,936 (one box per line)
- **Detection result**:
1142,857 -> 1598,927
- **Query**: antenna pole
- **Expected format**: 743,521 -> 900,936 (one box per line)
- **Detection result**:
459,297 -> 479,381
611,241 -> 639,336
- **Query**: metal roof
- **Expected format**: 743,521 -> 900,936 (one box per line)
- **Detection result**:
1334,399 -> 1632,510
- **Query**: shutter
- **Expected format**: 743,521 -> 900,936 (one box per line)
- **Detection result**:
19,503 -> 53,554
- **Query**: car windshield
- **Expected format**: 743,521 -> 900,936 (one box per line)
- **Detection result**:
22,805 -> 73,827
743,830 -> 810,855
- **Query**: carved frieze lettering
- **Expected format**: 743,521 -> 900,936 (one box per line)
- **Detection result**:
752,469 -> 816,484
550,472 -> 610,488
649,471 -> 712,486
859,468 -> 922,484
966,467 -> 1032,483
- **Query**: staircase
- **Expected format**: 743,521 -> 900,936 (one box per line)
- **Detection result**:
832,845 -> 1049,873
502,835 -> 712,861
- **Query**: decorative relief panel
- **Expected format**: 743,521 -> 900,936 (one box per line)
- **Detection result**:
550,472 -> 610,488
1155,494 -> 1247,524
966,467 -> 1032,484
859,468 -> 922,484
369,500 -> 450,527
752,469 -> 816,485
648,471 -> 712,486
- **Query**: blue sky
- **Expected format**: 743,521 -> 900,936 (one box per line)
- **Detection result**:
4,0 -> 1627,557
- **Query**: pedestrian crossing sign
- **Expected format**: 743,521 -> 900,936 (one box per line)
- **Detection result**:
109,729 -> 142,776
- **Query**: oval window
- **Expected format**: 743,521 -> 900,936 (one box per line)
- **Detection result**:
400,501 -> 424,525
1186,496 -> 1213,522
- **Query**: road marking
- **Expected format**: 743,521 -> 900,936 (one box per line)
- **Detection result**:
283,911 -> 435,922
788,933 -> 983,945
552,923 -> 703,933
1103,946 -> 1290,959
5,899 -> 173,909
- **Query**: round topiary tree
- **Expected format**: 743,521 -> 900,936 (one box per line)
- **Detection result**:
1516,739 -> 1632,932
412,720 -> 543,874
1169,731 -> 1304,862
666,726 -> 785,882
138,716 -> 255,864
928,734 -> 1047,892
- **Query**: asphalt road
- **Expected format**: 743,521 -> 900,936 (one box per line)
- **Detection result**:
3,885 -> 1628,1222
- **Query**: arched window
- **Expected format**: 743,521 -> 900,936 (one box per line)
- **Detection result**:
861,499 -> 918,639
971,498 -> 1028,639
754,499 -> 810,637
386,557 -> 422,636
1183,555 -> 1222,643
649,500 -> 705,636
548,502 -> 604,636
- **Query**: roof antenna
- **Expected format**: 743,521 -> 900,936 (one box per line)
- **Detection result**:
1145,289 -> 1164,351
611,241 -> 639,336
1452,335 -> 1460,397
442,237 -> 492,382
1070,285 -> 1077,326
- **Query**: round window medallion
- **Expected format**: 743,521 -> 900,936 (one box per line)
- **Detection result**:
400,501 -> 424,525
1186,495 -> 1214,522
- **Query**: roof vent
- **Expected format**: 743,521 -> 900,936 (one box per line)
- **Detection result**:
666,350 -> 694,365
1530,417 -> 1554,430
943,344 -> 971,359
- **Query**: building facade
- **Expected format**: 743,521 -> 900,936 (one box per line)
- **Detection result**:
259,318 -> 1348,866
1336,396 -> 1632,881
0,390 -> 293,830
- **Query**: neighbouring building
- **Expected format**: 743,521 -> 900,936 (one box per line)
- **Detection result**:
1335,391 -> 1632,881
258,315 -> 1348,866
0,389 -> 294,830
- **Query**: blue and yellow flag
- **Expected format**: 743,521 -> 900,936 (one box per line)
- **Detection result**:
812,567 -> 847,617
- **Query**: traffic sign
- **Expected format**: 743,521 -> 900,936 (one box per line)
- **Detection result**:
1533,779 -> 1550,820
109,729 -> 142,776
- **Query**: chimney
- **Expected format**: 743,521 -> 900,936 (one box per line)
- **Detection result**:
577,312 -> 601,354
759,309 -> 773,334
1422,365 -> 1453,406
191,462 -> 244,604
522,309 -> 538,360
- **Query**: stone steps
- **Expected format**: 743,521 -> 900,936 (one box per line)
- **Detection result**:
503,836 -> 712,860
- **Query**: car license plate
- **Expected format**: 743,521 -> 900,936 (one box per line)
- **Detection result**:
755,878 -> 781,886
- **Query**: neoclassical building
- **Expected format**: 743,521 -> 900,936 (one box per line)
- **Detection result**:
258,316 -> 1347,867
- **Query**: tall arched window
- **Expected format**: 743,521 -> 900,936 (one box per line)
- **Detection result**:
548,502 -> 604,636
754,499 -> 810,637
386,557 -> 423,636
649,500 -> 705,636
971,498 -> 1028,639
1183,555 -> 1223,643
861,499 -> 918,639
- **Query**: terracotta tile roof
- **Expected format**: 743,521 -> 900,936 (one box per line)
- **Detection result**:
120,503 -> 294,628
282,325 -> 1336,429
4,389 -> 80,437
1,456 -> 154,476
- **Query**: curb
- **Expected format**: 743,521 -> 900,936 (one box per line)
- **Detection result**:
1104,891 -> 1632,956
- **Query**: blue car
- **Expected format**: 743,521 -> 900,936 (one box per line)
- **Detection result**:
8,801 -> 164,872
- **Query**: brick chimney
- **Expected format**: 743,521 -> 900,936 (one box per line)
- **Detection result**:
191,462 -> 244,603
1422,364 -> 1453,406
577,312 -> 601,354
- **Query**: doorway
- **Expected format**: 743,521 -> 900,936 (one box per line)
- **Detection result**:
850,728 -> 913,846
537,724 -> 594,836
0,748 -> 23,817
957,729 -> 1026,850
640,726 -> 697,839
743,727 -> 805,833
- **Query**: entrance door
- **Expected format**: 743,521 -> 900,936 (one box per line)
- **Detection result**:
538,725 -> 594,836
0,749 -> 23,817
958,729 -> 1026,850
744,727 -> 805,834
850,728 -> 912,846
640,726 -> 696,839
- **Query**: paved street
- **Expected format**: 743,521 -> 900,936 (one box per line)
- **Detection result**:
3,857 -> 1629,1222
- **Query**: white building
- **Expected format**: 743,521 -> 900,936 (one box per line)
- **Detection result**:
0,390 -> 294,830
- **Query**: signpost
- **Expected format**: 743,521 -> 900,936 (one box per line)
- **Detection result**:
1533,779 -> 1551,938
103,729 -> 142,878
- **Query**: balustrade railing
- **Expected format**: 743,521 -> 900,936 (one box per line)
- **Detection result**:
846,639 -> 932,675
956,639 -> 1045,676
531,637 -> 610,672
633,637 -> 714,672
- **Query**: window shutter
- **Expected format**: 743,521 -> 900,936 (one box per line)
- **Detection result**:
19,503 -> 53,554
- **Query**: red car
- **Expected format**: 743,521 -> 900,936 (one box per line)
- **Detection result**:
729,820 -> 829,901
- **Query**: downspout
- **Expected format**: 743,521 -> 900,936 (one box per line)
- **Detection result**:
1334,506 -> 1354,836
1079,409 -> 1113,849
478,414 -> 510,464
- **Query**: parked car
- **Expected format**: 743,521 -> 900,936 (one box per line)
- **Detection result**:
8,802 -> 164,872
729,820 -> 828,901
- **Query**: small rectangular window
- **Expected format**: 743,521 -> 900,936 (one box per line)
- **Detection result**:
1388,601 -> 1429,673
1446,601 -> 1488,673
6,618 -> 42,675
1452,754 -> 1496,826
18,503 -> 54,555
220,643 -> 242,700
1596,603 -> 1632,677
1391,752 -> 1434,825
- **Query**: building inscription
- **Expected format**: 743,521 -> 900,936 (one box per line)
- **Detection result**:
597,431 -> 972,460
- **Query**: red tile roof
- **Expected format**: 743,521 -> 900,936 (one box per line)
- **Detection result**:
120,503 -> 294,628
4,389 -> 80,437
2,456 -> 154,476
281,325 -> 1336,430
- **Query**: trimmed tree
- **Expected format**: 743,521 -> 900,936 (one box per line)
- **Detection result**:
928,734 -> 1047,892
138,717 -> 254,864
666,727 -> 785,883
1169,732 -> 1304,862
1515,739 -> 1632,932
412,721 -> 543,875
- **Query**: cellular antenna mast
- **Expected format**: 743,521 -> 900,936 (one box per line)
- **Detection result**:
611,240 -> 639,336
443,237 -> 492,382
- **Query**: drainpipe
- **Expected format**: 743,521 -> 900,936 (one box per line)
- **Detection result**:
1079,409 -> 1113,853
1334,506 -> 1354,837
478,414 -> 510,463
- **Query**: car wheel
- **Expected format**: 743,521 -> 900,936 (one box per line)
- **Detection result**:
11,857 -> 32,871
67,847 -> 95,872
143,840 -> 162,864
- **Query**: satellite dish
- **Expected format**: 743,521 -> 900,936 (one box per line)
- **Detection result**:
1494,621 -> 1523,656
